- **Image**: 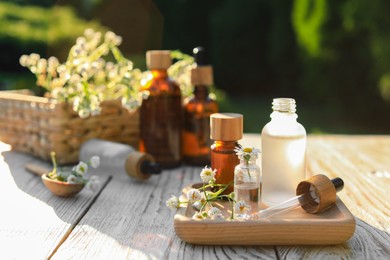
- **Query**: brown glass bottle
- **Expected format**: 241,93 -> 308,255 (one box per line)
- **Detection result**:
140,51 -> 182,168
183,47 -> 218,166
210,113 -> 243,194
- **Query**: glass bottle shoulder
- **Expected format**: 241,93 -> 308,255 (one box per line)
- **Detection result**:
142,76 -> 181,96
184,97 -> 218,113
261,113 -> 306,137
211,141 -> 240,153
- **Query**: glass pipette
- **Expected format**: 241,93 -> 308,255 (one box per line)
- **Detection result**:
256,176 -> 344,219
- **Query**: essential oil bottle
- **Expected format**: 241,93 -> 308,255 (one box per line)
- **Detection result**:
183,47 -> 218,166
261,98 -> 306,207
140,50 -> 183,169
80,139 -> 161,180
210,113 -> 243,194
234,148 -> 261,218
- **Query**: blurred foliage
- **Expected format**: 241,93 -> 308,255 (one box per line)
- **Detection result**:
0,2 -> 102,72
292,0 -> 390,118
1,0 -> 390,133
1,0 -> 56,7
293,0 -> 327,57
154,0 -> 390,131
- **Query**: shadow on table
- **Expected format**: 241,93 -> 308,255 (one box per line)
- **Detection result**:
2,150 -> 390,259
2,150 -> 116,225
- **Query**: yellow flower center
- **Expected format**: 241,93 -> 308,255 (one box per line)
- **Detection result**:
243,147 -> 252,153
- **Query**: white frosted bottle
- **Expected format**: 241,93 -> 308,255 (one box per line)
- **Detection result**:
79,139 -> 161,180
261,98 -> 306,207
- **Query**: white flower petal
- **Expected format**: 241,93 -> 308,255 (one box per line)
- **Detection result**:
186,188 -> 201,203
86,176 -> 101,192
67,174 -> 78,184
166,196 -> 180,210
200,166 -> 217,183
90,156 -> 100,168
235,200 -> 251,214
75,161 -> 88,175
211,213 -> 225,221
208,207 -> 221,216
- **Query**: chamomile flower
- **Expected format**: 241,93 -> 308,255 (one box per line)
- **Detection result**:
67,175 -> 78,184
200,166 -> 217,183
192,211 -> 209,220
19,55 -> 29,67
186,188 -> 201,203
208,207 -> 221,216
235,200 -> 251,215
166,196 -> 181,210
74,161 -> 88,175
192,212 -> 204,220
90,156 -> 100,168
234,147 -> 261,161
234,147 -> 260,179
18,28 -> 145,117
211,213 -> 225,221
192,201 -> 203,211
86,176 -> 101,192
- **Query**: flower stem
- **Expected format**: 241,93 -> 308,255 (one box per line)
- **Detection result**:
230,198 -> 234,219
49,152 -> 58,179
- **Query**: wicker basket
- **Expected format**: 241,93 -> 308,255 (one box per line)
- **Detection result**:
0,90 -> 139,164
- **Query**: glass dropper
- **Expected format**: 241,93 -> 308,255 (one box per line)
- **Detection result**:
256,176 -> 344,219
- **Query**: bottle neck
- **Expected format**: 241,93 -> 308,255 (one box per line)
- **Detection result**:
193,85 -> 209,100
270,111 -> 298,121
151,69 -> 168,79
239,158 -> 256,165
213,140 -> 238,149
272,98 -> 296,113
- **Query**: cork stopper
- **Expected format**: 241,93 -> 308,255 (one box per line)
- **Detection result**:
210,113 -> 243,141
296,174 -> 343,214
191,66 -> 213,86
146,50 -> 172,70
125,151 -> 155,180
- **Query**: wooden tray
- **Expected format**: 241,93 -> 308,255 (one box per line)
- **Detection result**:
174,185 -> 356,245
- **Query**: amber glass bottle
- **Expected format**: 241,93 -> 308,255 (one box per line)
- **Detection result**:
139,50 -> 182,168
183,47 -> 218,166
210,113 -> 243,194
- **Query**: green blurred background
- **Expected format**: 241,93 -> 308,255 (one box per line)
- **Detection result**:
1,0 -> 390,134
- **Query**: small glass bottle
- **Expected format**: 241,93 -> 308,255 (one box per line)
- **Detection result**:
261,98 -> 306,207
80,139 -> 161,180
210,113 -> 243,194
234,148 -> 261,219
183,47 -> 218,166
140,50 -> 183,169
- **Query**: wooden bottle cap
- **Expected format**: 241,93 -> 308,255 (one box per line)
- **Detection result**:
125,151 -> 155,180
146,50 -> 172,70
210,113 -> 243,141
191,66 -> 213,86
296,174 -> 339,214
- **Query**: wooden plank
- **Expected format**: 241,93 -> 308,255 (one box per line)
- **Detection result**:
52,165 -> 276,259
242,134 -> 390,229
276,135 -> 390,258
3,135 -> 388,258
306,136 -> 390,230
0,143 -> 108,259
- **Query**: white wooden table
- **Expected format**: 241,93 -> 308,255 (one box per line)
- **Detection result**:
1,134 -> 389,259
